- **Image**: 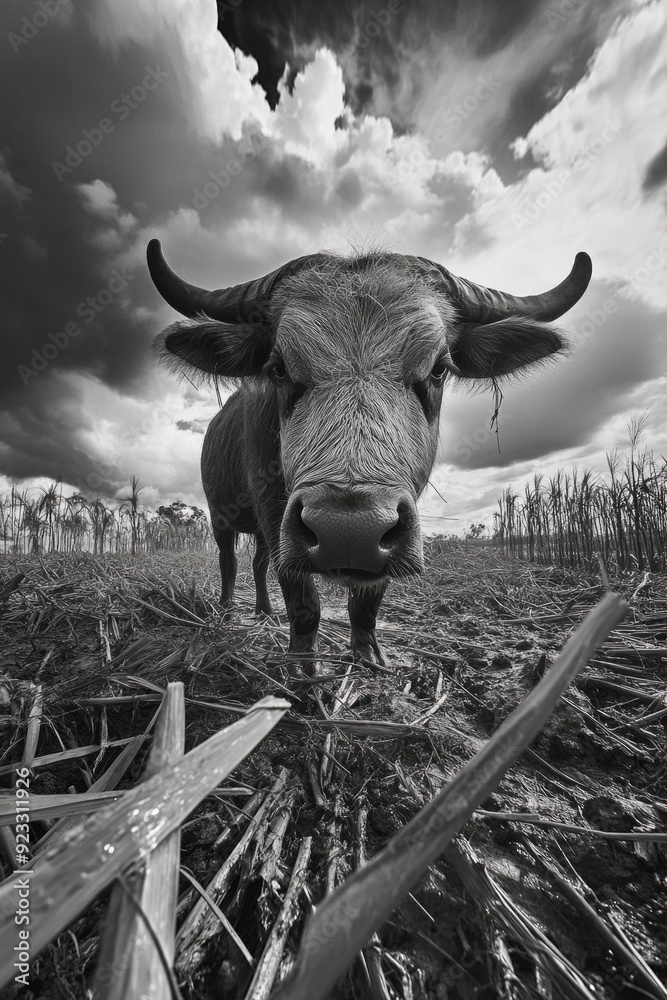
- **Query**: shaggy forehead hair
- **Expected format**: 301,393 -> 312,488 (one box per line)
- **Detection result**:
269,253 -> 456,380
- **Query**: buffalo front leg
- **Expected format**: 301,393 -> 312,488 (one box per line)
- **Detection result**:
213,526 -> 237,612
278,572 -> 321,674
253,531 -> 273,615
348,582 -> 389,667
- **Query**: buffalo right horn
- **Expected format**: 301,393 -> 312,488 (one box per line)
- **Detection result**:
418,252 -> 592,323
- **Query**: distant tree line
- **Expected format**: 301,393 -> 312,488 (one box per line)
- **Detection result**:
0,479 -> 213,555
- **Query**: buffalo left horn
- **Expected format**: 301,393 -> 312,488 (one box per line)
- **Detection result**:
146,239 -> 325,323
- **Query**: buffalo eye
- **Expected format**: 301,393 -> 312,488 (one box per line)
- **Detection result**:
269,358 -> 307,414
430,355 -> 459,385
413,354 -> 458,419
270,358 -> 287,384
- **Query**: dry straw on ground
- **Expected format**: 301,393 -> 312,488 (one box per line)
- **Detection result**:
0,540 -> 665,999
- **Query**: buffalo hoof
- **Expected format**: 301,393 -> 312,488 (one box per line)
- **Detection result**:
219,599 -> 234,623
255,597 -> 274,616
286,631 -> 322,679
284,656 -> 323,681
305,657 -> 325,677
352,636 -> 387,670
256,607 -> 279,624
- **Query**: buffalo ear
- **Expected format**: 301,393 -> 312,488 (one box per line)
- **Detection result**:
450,316 -> 568,379
154,319 -> 272,380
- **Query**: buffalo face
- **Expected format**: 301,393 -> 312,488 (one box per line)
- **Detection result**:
268,261 -> 458,585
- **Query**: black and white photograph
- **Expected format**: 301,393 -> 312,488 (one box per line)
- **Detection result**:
1,0 -> 666,997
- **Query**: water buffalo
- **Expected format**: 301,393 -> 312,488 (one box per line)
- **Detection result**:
147,241 -> 591,668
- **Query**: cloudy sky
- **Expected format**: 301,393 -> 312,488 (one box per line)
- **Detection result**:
1,0 -> 666,533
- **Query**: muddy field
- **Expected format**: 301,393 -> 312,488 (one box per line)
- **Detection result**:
0,540 -> 666,999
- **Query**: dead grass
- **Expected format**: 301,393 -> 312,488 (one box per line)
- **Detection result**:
0,540 -> 666,999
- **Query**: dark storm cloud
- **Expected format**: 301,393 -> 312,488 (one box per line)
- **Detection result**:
217,0 -> 628,168
642,137 -> 667,192
489,0 -> 630,180
426,173 -> 475,220
219,1 -> 528,90
0,6 -> 173,403
0,1 -> 279,493
253,151 -> 327,212
190,133 -> 367,241
334,169 -> 364,209
217,0 -> 545,125
0,3 -> 160,489
0,378 -> 124,494
488,65 -> 561,180
469,0 -> 537,58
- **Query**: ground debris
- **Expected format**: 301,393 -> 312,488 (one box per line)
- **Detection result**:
0,542 -> 665,999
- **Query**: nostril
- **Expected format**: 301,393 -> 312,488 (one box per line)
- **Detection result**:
295,501 -> 318,548
380,505 -> 408,550
380,522 -> 402,549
